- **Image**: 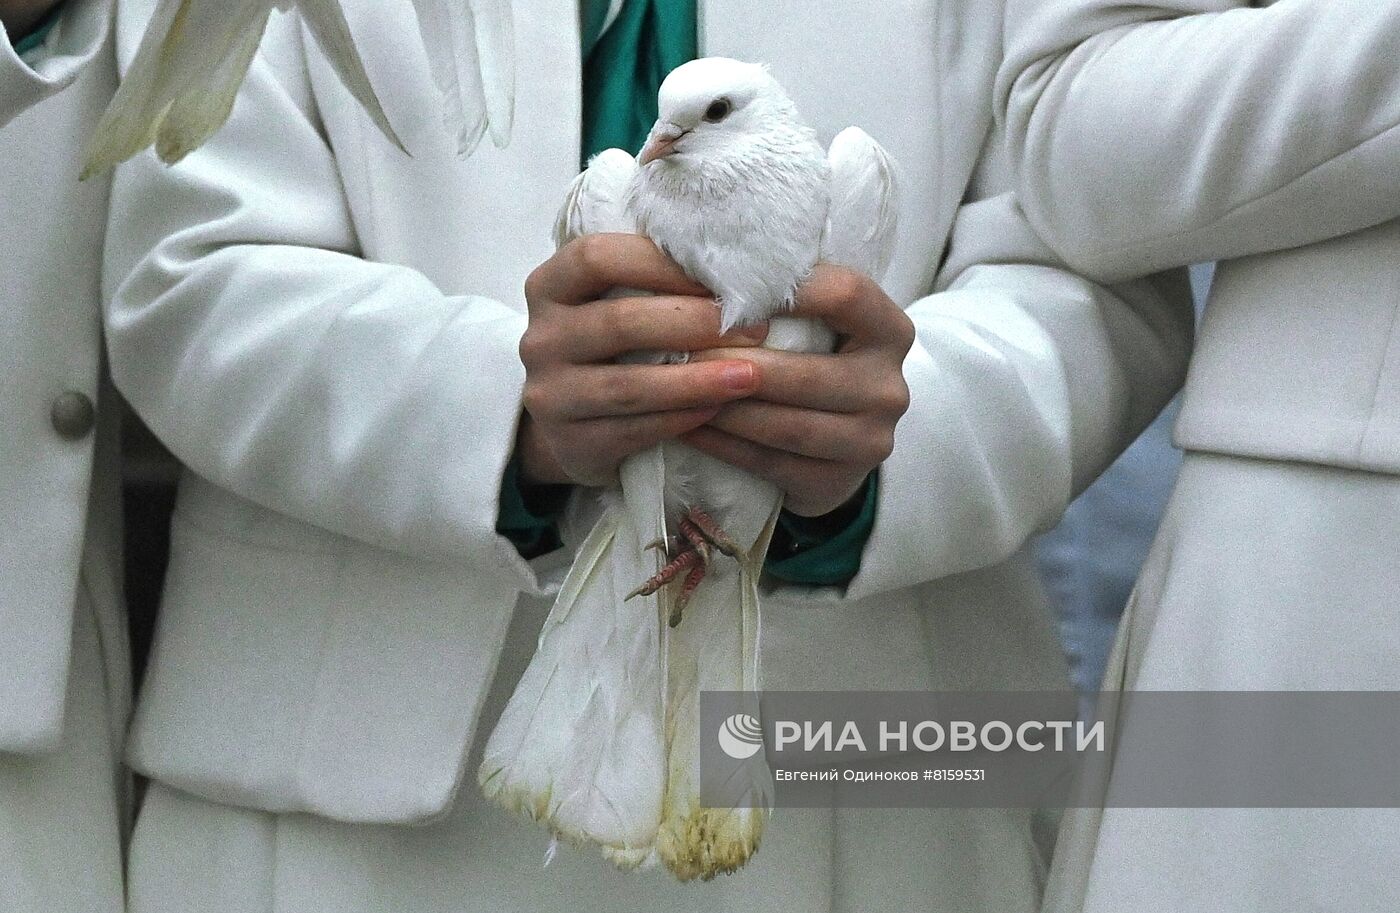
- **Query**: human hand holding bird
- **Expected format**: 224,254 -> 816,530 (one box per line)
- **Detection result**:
686,265 -> 913,517
517,242 -> 913,518
515,234 -> 769,489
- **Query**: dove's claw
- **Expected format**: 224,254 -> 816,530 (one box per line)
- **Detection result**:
630,508 -> 739,614
684,506 -> 742,558
670,564 -> 707,628
628,548 -> 704,601
645,536 -> 682,557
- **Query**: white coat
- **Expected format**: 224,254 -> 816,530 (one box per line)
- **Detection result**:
105,0 -> 1192,842
0,0 -> 125,756
1,3 -> 129,910
1000,0 -> 1400,474
999,2 -> 1400,909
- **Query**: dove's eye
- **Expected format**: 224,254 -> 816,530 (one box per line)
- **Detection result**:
704,98 -> 733,123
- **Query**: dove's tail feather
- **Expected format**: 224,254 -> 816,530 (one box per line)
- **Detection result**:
479,452 -> 670,866
656,505 -> 779,881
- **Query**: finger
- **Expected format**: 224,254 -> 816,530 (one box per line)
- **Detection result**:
690,347 -> 872,412
694,347 -> 910,416
530,360 -> 760,420
581,407 -> 723,461
528,234 -> 708,305
681,426 -> 846,497
708,401 -> 880,463
791,264 -> 910,346
567,296 -> 767,363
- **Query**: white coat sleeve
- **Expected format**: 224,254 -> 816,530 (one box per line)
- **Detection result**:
0,0 -> 109,124
997,0 -> 1400,281
101,10 -> 535,586
843,138 -> 1194,602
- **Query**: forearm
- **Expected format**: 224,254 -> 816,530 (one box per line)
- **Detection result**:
842,191 -> 1193,601
999,0 -> 1400,280
106,237 -> 531,564
102,12 -> 534,580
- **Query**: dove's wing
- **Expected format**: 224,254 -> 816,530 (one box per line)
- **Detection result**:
471,0 -> 516,148
81,0 -> 193,178
411,0 -> 515,156
296,0 -> 405,153
478,492 -> 667,866
821,126 -> 900,281
152,0 -> 277,165
411,0 -> 487,154
84,0 -> 402,178
554,148 -> 641,245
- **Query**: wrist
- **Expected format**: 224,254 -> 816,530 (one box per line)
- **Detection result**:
515,413 -> 572,487
785,476 -> 869,527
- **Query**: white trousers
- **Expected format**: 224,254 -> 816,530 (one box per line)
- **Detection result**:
0,587 -> 129,913
1045,451 -> 1400,913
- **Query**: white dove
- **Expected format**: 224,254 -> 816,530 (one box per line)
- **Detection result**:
479,58 -> 899,881
82,0 -> 514,179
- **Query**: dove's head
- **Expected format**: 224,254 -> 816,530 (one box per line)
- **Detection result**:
638,58 -> 807,174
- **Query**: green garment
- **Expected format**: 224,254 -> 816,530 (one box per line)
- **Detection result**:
500,0 -> 878,587
13,6 -> 60,58
766,472 -> 879,586
496,456 -> 570,561
580,0 -> 697,165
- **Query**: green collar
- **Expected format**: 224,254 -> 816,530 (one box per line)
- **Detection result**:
580,0 -> 698,165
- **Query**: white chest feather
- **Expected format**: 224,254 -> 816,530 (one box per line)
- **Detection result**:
630,140 -> 831,331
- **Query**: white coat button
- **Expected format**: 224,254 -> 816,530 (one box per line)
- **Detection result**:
51,391 -> 96,440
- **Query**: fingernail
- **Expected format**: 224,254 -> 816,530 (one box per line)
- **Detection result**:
722,363 -> 756,391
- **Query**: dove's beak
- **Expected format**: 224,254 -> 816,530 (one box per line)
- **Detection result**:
640,124 -> 688,165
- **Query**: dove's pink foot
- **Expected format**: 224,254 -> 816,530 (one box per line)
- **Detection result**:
684,506 -> 742,558
677,515 -> 714,565
629,506 -> 743,627
628,548 -> 704,601
670,564 -> 707,628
